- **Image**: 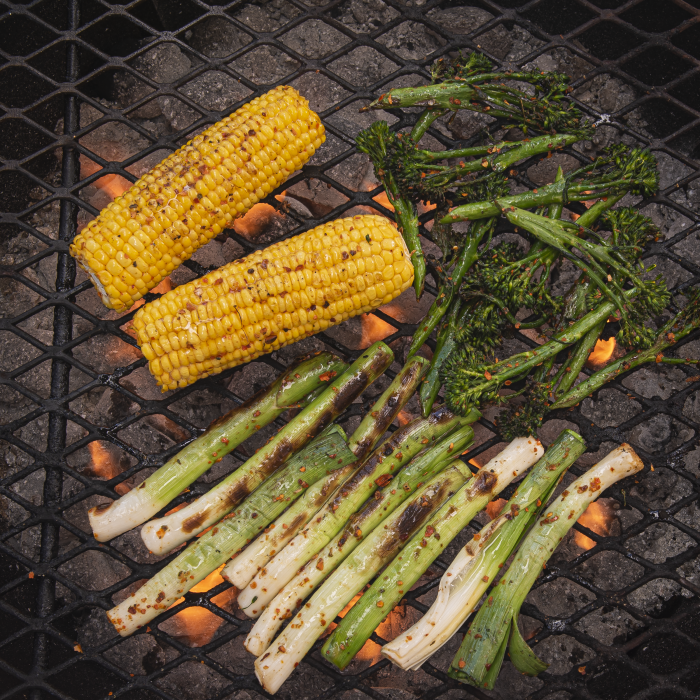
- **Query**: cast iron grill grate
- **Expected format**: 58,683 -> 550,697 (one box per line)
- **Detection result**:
0,1 -> 699,700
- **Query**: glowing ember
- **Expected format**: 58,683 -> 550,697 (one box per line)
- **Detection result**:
167,566 -> 228,647
234,202 -> 280,240
361,313 -> 395,347
87,441 -> 130,495
94,173 -> 131,201
468,458 -> 483,469
372,191 -> 394,213
574,500 -> 616,550
587,337 -> 616,369
485,498 -> 508,521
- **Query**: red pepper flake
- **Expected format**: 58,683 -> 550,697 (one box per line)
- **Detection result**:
458,660 -> 466,668
482,575 -> 489,582
426,525 -> 435,537
484,371 -> 492,380
319,371 -> 337,382
253,410 -> 261,418
220,436 -> 229,445
579,666 -> 586,675
300,466 -> 306,472
28,571 -> 34,579
316,559 -> 324,571
376,601 -> 384,608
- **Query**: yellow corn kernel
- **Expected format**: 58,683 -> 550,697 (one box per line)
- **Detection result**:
70,86 -> 325,312
134,215 -> 413,390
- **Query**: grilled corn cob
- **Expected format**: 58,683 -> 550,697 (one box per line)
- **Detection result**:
134,215 -> 413,390
70,86 -> 324,311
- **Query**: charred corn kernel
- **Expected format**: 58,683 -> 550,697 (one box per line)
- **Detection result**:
70,86 -> 324,312
134,216 -> 413,391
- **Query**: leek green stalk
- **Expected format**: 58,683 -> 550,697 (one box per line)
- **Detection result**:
374,430 -> 585,671
243,421 -> 477,657
236,405 -> 478,616
222,357 -> 428,590
88,352 -> 348,542
141,342 -> 393,554
107,425 -> 356,637
255,461 -> 473,694
449,444 -> 643,688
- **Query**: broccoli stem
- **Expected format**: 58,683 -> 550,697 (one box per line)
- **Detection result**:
442,181 -> 636,223
411,108 -> 447,142
419,302 -> 469,415
552,302 -> 700,409
409,218 -> 494,359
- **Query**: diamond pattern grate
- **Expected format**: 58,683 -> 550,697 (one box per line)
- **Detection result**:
1,1 -> 699,700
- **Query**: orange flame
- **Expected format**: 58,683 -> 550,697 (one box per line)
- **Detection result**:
87,441 -> 130,495
234,202 -> 279,240
95,173 -> 131,201
372,191 -> 394,213
468,458 -> 483,469
574,500 -> 615,550
397,410 -> 413,427
587,337 -> 616,369
168,566 -> 227,647
361,313 -> 395,347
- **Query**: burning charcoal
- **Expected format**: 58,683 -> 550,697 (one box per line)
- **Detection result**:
622,365 -> 687,399
94,387 -> 139,427
628,579 -> 685,616
376,21 -> 446,61
477,23 -> 545,62
426,5 -> 493,34
133,43 -> 192,85
188,238 -> 226,271
181,71 -> 251,113
581,388 -> 642,428
155,660 -> 229,700
221,236 -> 246,262
233,0 -> 301,32
575,550 -> 645,593
574,607 -> 644,646
337,0 -> 399,34
58,549 -> 131,592
0,330 -> 52,408
531,635 -> 594,677
537,419 -> 579,446
227,361 -> 276,400
235,45 -> 300,85
574,74 -> 637,114
188,17 -> 251,59
329,47 -> 399,88
628,413 -> 695,454
285,179 -> 349,218
527,154 -> 580,186
231,202 -> 294,245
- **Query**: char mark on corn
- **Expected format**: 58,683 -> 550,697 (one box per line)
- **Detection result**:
70,86 -> 325,311
134,215 -> 413,390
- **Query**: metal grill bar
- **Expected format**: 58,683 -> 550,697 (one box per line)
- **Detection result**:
0,2 -> 699,700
